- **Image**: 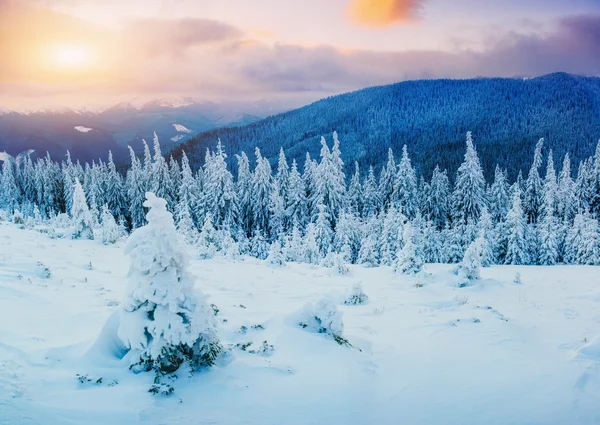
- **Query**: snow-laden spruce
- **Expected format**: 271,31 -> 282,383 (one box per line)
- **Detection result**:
71,179 -> 94,240
394,222 -> 423,275
117,192 -> 221,374
3,132 -> 600,267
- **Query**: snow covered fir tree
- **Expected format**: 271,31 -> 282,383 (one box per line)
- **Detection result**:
1,131 -> 600,267
117,192 -> 221,375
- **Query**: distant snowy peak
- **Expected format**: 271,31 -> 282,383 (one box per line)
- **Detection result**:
74,126 -> 94,133
172,124 -> 193,133
143,97 -> 197,109
170,135 -> 187,142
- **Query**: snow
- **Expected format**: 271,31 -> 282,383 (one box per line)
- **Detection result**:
172,124 -> 193,133
74,126 -> 94,133
1,221 -> 600,424
170,135 -> 186,142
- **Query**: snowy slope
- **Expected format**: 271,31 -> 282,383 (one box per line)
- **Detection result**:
1,222 -> 600,425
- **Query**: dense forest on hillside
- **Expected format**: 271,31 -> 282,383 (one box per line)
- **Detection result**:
173,73 -> 600,180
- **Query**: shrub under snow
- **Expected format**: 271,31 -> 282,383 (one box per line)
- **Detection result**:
299,298 -> 347,345
344,284 -> 368,305
117,192 -> 221,375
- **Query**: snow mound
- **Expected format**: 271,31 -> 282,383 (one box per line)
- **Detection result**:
578,334 -> 600,360
74,126 -> 94,133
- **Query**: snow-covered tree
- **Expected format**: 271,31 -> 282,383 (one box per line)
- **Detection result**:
392,145 -> 418,218
452,132 -> 486,223
503,189 -> 527,265
459,235 -> 484,281
286,159 -> 308,229
117,193 -> 221,374
71,179 -> 94,239
378,148 -> 396,209
347,162 -> 363,216
251,148 -> 273,236
197,213 -> 217,259
424,165 -> 450,227
175,193 -> 198,246
394,222 -> 423,275
100,204 -> 122,244
488,165 -> 510,222
302,223 -> 321,265
362,166 -> 381,218
265,240 -> 286,267
524,138 -> 544,223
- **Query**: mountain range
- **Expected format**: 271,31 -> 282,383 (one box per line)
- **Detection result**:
0,98 -> 291,164
173,73 -> 600,180
3,73 -> 600,180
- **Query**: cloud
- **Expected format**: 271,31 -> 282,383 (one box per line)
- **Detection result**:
2,1 -> 600,111
123,18 -> 243,58
347,0 -> 427,26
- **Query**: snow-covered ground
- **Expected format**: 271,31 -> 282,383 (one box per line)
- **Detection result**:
1,222 -> 600,425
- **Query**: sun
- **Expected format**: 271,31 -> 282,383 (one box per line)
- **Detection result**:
48,44 -> 94,70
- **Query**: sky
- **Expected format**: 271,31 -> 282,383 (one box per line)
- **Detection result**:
1,0 -> 600,111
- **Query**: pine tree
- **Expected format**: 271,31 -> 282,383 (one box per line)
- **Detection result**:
251,148 -> 273,236
275,148 -> 290,205
303,153 -> 318,218
303,223 -> 321,264
0,160 -> 19,212
394,222 -> 423,275
175,193 -> 198,246
117,193 -> 221,374
424,165 -> 449,228
378,148 -> 396,209
362,166 -> 381,218
538,151 -> 559,265
150,133 -> 175,209
557,153 -> 576,224
71,179 -> 94,240
348,162 -> 363,216
357,214 -> 380,267
452,132 -> 486,223
269,181 -> 287,241
203,140 -> 238,229
236,152 -> 253,234
458,235 -> 484,283
489,165 -> 510,222
503,189 -> 527,265
100,204 -> 121,245
566,211 -> 600,265
126,146 -> 147,229
266,240 -> 286,267
284,225 -> 304,262
198,213 -> 217,259
314,203 -> 333,256
312,134 -> 346,225
392,145 -> 418,218
286,159 -> 308,229
590,140 -> 600,217
379,206 -> 405,266
333,211 -> 362,263
524,138 -> 544,223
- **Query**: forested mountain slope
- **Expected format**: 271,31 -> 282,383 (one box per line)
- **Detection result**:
174,73 -> 600,179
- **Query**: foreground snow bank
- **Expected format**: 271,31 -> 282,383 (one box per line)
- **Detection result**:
1,222 -> 600,425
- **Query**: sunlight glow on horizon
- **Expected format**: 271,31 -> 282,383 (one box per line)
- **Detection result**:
46,43 -> 95,71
